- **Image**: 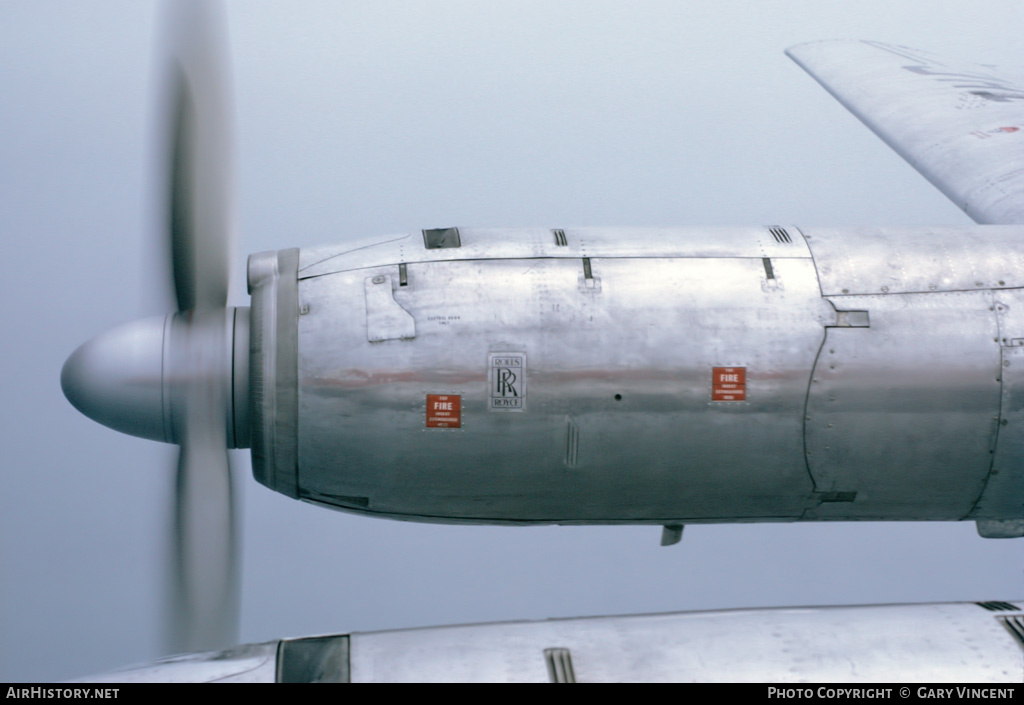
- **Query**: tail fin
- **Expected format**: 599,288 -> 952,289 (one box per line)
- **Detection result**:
787,40 -> 1024,225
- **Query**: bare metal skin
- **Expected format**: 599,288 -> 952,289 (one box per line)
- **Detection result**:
246,225 -> 1024,536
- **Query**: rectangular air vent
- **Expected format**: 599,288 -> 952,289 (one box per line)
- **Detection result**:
977,601 -> 1021,612
998,616 -> 1024,649
422,227 -> 461,249
277,635 -> 351,683
553,229 -> 568,246
544,647 -> 577,683
768,226 -> 792,244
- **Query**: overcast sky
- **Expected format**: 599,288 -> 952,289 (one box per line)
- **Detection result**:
2,0 -> 1023,681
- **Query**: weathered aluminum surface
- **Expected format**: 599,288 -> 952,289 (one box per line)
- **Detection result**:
72,601 -> 1024,682
248,249 -> 300,497
788,41 -> 1024,225
805,291 -> 1001,520
972,288 -> 1024,524
348,602 -> 1024,682
803,226 -> 1024,295
294,251 -> 830,522
363,274 -> 415,342
249,226 -> 1024,526
297,226 -> 811,279
71,642 -> 278,683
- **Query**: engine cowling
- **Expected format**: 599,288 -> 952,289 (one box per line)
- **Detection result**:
246,225 -> 1024,536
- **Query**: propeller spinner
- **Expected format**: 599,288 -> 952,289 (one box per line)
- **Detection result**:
60,0 -> 245,654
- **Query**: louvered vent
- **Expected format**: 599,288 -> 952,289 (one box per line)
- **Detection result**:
544,647 -> 577,683
553,229 -> 568,246
977,601 -> 1021,612
768,226 -> 792,244
998,616 -> 1024,648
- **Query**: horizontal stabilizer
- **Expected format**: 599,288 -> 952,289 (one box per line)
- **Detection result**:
787,40 -> 1024,224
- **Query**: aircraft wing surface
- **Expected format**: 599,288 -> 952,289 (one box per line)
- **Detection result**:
72,601 -> 1024,682
787,40 -> 1024,225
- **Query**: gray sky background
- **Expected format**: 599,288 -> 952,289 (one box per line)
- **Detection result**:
2,0 -> 1023,681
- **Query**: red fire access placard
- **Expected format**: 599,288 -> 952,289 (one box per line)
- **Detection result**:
712,367 -> 746,401
426,394 -> 462,428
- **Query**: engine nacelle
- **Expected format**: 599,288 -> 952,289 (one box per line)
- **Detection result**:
245,225 -> 1024,536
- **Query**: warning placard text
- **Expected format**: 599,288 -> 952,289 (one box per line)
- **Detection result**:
426,394 -> 462,428
712,366 -> 746,402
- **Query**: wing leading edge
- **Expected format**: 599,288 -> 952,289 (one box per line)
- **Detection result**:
787,40 -> 1024,225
